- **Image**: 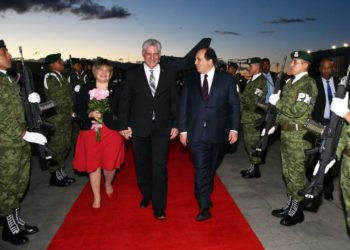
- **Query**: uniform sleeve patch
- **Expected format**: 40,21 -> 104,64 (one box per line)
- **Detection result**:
254,88 -> 263,97
297,93 -> 311,104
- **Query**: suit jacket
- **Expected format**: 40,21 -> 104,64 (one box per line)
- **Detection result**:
75,82 -> 124,131
117,64 -> 178,137
179,69 -> 240,143
312,76 -> 339,124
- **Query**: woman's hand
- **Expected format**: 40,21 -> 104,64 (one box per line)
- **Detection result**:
89,111 -> 102,121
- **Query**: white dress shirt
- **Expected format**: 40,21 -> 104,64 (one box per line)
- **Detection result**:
322,76 -> 336,119
144,63 -> 160,88
200,66 -> 215,94
291,72 -> 308,84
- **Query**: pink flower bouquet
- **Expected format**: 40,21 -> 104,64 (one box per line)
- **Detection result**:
88,88 -> 110,141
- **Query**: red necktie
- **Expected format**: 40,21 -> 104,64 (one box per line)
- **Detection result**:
202,74 -> 208,100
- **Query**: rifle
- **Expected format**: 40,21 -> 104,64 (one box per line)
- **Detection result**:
251,56 -> 287,156
18,46 -> 56,160
298,65 -> 350,199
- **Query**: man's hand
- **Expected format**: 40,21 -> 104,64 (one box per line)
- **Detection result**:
180,133 -> 188,146
119,127 -> 132,140
228,131 -> 238,144
331,92 -> 349,118
268,90 -> 281,106
28,92 -> 41,103
170,128 -> 178,140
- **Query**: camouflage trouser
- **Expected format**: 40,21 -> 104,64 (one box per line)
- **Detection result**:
0,144 -> 31,217
49,122 -> 72,173
242,123 -> 261,165
341,154 -> 350,231
281,130 -> 312,202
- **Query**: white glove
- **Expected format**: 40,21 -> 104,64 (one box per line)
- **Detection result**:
22,131 -> 47,145
28,92 -> 41,103
74,85 -> 81,93
261,126 -> 276,136
331,92 -> 349,118
236,84 -> 240,93
313,159 -> 336,176
268,90 -> 281,105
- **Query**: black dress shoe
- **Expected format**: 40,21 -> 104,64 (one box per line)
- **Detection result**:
153,210 -> 166,220
271,207 -> 289,218
196,209 -> 212,221
140,199 -> 151,208
241,165 -> 261,179
50,173 -> 71,187
324,192 -> 334,201
19,224 -> 39,235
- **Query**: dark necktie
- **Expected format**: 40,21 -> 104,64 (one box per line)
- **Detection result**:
149,70 -> 156,96
202,74 -> 208,100
326,80 -> 333,105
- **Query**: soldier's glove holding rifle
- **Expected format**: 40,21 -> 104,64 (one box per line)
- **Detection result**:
22,131 -> 47,145
268,90 -> 281,106
331,92 -> 349,118
28,92 -> 41,103
261,126 -> 276,136
313,159 -> 336,176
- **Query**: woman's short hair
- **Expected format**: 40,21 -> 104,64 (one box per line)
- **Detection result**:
142,39 -> 162,54
92,58 -> 113,80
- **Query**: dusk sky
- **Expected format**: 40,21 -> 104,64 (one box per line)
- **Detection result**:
1,0 -> 350,68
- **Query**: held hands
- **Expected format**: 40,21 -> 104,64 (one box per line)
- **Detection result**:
268,90 -> 281,106
313,159 -> 336,176
179,133 -> 188,146
228,131 -> 238,144
170,128 -> 179,140
119,127 -> 132,140
28,92 -> 41,103
261,126 -> 276,136
22,131 -> 47,145
331,92 -> 349,118
89,111 -> 102,121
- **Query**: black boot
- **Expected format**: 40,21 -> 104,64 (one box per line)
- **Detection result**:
50,169 -> 71,187
241,164 -> 261,178
280,199 -> 304,226
240,164 -> 254,176
14,208 -> 38,235
271,195 -> 291,218
59,168 -> 76,184
2,213 -> 28,245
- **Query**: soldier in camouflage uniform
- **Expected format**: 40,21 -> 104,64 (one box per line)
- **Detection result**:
44,53 -> 76,187
330,81 -> 350,234
0,40 -> 47,245
240,57 -> 268,178
268,51 -> 317,226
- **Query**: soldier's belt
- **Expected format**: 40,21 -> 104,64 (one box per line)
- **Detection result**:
282,123 -> 305,132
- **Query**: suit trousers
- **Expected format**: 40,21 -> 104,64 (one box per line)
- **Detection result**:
132,126 -> 170,211
189,140 -> 225,210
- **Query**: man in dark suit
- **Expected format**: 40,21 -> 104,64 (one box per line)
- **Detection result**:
261,58 -> 277,103
117,39 -> 178,220
179,48 -> 240,221
309,58 -> 339,201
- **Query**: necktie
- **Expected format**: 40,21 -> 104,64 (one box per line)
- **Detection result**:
326,80 -> 333,105
202,74 -> 209,100
149,70 -> 156,96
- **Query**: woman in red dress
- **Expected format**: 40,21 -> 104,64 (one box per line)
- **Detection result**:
73,59 -> 124,209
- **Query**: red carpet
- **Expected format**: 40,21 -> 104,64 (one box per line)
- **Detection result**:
49,142 -> 263,250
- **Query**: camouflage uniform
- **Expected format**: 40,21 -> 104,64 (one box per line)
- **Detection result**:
44,71 -> 74,173
240,73 -> 267,165
0,71 -> 30,217
336,122 -> 350,230
276,74 -> 318,201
